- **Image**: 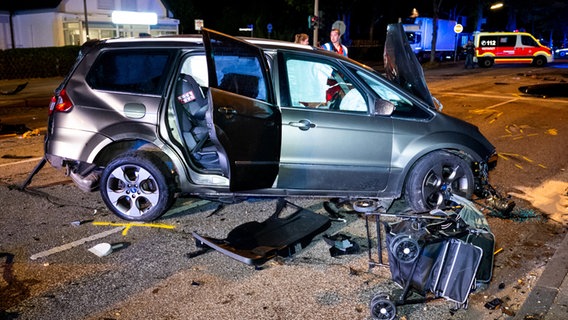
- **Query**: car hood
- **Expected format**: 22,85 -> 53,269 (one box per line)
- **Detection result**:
383,23 -> 435,109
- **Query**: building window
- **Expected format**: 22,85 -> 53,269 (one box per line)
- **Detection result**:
98,0 -> 115,10
121,0 -> 137,11
63,22 -> 82,46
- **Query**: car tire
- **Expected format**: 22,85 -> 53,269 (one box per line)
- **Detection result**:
532,56 -> 547,67
404,151 -> 474,213
478,58 -> 493,68
100,152 -> 176,221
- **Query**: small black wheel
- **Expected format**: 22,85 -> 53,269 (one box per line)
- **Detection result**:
404,151 -> 474,213
353,199 -> 379,213
370,293 -> 396,320
389,235 -> 420,263
100,151 -> 176,221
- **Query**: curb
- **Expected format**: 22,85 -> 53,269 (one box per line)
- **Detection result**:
513,231 -> 568,319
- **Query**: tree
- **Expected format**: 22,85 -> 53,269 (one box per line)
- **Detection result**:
429,0 -> 443,63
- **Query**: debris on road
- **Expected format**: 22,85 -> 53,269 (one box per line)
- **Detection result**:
323,233 -> 361,257
0,82 -> 28,95
88,243 -> 113,257
30,226 -> 125,260
192,199 -> 331,266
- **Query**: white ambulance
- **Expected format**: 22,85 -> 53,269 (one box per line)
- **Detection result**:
474,31 -> 553,67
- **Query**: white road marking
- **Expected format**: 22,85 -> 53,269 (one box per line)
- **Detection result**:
30,226 -> 125,260
435,91 -> 568,104
0,157 -> 44,168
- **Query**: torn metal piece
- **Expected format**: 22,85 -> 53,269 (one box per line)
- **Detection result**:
192,200 -> 331,266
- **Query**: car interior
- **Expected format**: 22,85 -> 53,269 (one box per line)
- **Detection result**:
174,73 -> 220,170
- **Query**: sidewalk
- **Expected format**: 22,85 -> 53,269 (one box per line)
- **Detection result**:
514,232 -> 568,319
0,77 -> 62,108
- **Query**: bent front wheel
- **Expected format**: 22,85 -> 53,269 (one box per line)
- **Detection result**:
404,151 -> 474,213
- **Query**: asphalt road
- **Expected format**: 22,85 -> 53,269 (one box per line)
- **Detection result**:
1,61 -> 568,320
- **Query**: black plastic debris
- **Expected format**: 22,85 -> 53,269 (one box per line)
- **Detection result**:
0,82 -> 28,95
192,199 -> 331,266
323,233 -> 361,257
518,83 -> 568,98
0,123 -> 32,135
484,297 -> 503,310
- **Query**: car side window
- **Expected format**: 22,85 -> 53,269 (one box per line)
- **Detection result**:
283,56 -> 367,113
86,49 -> 173,95
210,54 -> 267,101
356,69 -> 429,118
521,35 -> 538,47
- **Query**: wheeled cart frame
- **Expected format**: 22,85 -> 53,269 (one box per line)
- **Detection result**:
353,199 -> 486,320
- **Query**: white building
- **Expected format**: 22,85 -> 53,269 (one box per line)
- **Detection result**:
0,0 -> 179,49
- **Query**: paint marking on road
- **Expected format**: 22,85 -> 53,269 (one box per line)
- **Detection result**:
486,98 -> 519,109
92,221 -> 175,236
523,156 -> 534,163
0,157 -> 43,168
30,226 -> 125,260
436,91 -> 568,104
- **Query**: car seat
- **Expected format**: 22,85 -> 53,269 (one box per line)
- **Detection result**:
175,73 -> 219,170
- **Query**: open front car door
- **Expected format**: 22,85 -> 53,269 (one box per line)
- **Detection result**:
202,28 -> 281,191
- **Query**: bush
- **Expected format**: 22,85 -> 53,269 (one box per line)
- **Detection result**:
0,46 -> 80,79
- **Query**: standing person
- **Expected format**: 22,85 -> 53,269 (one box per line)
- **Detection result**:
321,28 -> 348,57
464,40 -> 476,69
294,33 -> 309,45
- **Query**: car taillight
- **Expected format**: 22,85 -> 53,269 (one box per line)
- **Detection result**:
48,89 -> 73,115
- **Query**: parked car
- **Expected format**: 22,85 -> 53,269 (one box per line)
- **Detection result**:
44,24 -> 497,221
554,47 -> 568,58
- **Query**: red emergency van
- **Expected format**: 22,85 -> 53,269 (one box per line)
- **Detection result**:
474,31 -> 553,68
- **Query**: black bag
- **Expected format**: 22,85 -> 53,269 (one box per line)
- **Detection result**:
460,228 -> 495,283
429,238 -> 483,304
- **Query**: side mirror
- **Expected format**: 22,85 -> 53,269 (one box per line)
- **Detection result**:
373,99 -> 395,116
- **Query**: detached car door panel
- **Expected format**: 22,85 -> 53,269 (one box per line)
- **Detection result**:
202,28 -> 281,191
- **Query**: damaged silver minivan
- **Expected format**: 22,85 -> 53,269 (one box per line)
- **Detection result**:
44,24 -> 497,221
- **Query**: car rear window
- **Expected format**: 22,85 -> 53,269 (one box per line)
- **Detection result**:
86,49 -> 175,95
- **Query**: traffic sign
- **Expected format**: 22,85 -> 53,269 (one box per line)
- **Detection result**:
194,19 -> 204,31
454,23 -> 463,34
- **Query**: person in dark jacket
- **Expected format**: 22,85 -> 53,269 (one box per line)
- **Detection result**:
464,40 -> 476,69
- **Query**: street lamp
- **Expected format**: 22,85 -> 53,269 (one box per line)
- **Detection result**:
490,3 -> 504,10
